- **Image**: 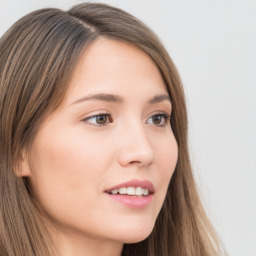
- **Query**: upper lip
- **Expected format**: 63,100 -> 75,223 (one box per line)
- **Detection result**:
105,179 -> 155,194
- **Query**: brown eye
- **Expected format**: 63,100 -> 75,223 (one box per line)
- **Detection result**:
95,115 -> 108,124
152,115 -> 162,125
146,113 -> 170,127
83,113 -> 112,126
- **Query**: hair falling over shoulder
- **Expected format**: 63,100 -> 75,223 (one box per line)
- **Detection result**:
0,3 -> 227,256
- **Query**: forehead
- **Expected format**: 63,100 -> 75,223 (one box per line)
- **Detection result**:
63,37 -> 167,104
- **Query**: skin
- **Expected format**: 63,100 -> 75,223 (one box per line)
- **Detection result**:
21,38 -> 178,256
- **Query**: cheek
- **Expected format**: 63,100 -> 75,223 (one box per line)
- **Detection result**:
32,126 -> 108,174
28,134 -> 115,237
28,131 -> 109,210
153,135 -> 178,198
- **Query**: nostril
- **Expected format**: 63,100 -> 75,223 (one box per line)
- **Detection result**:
128,159 -> 152,167
129,161 -> 140,165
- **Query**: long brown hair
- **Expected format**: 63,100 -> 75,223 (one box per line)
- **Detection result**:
0,3 -> 225,256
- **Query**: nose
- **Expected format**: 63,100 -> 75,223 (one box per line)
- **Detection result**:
117,124 -> 154,168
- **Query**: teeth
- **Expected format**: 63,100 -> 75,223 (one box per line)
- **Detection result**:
135,187 -> 143,196
127,187 -> 136,195
143,189 -> 149,196
110,187 -> 149,196
111,189 -> 119,195
119,188 -> 126,195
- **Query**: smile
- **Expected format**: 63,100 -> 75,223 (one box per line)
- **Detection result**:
105,179 -> 154,208
108,187 -> 149,196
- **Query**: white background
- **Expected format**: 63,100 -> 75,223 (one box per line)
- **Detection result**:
1,1 -> 255,255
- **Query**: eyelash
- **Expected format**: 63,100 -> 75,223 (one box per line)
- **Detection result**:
82,112 -> 171,127
147,113 -> 171,127
82,113 -> 112,127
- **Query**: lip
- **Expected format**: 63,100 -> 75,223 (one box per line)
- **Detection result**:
105,179 -> 155,194
105,179 -> 154,209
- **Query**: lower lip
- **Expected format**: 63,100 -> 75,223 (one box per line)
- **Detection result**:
106,194 -> 153,208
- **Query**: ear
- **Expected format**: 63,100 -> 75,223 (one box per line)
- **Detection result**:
14,151 -> 31,177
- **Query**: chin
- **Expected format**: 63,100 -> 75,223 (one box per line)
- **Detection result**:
115,222 -> 155,244
121,232 -> 152,244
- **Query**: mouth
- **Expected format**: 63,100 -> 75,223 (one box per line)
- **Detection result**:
106,186 -> 151,196
105,179 -> 154,195
104,179 -> 154,208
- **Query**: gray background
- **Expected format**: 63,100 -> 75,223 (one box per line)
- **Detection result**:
1,0 -> 256,255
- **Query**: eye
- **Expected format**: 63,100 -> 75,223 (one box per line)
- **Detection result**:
146,113 -> 170,127
82,113 -> 113,126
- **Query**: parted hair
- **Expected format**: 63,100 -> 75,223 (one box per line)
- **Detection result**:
0,3 -> 225,256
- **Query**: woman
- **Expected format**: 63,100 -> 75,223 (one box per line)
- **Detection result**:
0,3 -> 225,256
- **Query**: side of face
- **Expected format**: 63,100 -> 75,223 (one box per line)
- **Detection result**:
20,38 -> 178,246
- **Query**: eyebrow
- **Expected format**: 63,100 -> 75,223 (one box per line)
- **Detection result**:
149,94 -> 171,104
72,93 -> 123,104
72,93 -> 171,105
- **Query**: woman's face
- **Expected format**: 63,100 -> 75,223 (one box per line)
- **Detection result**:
22,38 -> 178,248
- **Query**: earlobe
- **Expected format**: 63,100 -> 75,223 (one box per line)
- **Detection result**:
14,151 -> 31,177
